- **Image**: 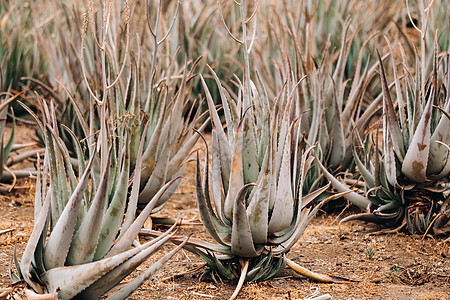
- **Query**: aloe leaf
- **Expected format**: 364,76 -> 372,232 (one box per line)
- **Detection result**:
48,128 -> 78,194
401,81 -> 434,183
77,229 -> 175,299
247,167 -> 270,244
316,159 -> 371,209
43,150 -> 96,270
45,127 -> 63,223
331,20 -> 353,105
375,201 -> 401,215
212,253 -> 236,280
231,183 -> 257,257
66,148 -> 112,265
351,144 -> 375,189
107,176 -> 181,258
20,191 -> 51,293
10,245 -> 21,284
120,122 -> 147,237
106,237 -> 188,300
427,101 -> 450,176
196,152 -> 230,246
242,116 -> 259,184
260,256 -> 286,281
42,236 -> 160,300
61,125 -> 86,179
301,182 -> 331,210
377,50 -> 405,161
268,130 -> 293,234
329,83 -> 345,167
33,157 -> 43,221
269,151 -> 323,245
198,132 -> 230,233
94,144 -> 130,260
138,134 -> 170,204
384,36 -> 406,137
210,130 -> 227,225
383,123 -> 398,187
200,74 -> 232,190
224,120 -> 245,222
207,65 -> 235,138
274,103 -> 290,178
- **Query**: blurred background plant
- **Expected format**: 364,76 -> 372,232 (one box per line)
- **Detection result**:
0,0 -> 46,92
20,0 -> 209,217
0,65 -> 42,192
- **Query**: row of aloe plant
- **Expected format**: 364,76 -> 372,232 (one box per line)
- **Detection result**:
2,0 -> 449,299
149,1 -> 449,297
7,0 -> 346,298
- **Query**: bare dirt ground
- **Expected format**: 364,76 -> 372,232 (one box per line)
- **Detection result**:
0,124 -> 449,300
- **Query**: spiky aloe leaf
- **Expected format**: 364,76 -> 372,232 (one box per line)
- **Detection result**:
268,129 -> 294,234
317,159 -> 371,209
224,117 -> 245,222
231,183 -> 258,257
428,101 -> 450,177
43,149 -> 96,269
196,149 -> 231,246
401,81 -> 434,183
106,237 -> 188,300
94,140 -> 131,260
200,74 -> 232,191
76,226 -> 177,299
246,158 -> 270,243
66,148 -> 112,265
106,176 -> 182,258
42,229 -> 177,300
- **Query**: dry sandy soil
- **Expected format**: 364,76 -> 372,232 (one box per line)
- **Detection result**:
0,123 -> 449,300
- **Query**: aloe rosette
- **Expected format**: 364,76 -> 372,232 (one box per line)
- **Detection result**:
152,62 -> 350,298
11,99 -> 187,299
321,40 -> 450,235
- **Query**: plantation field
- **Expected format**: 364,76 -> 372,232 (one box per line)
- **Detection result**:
1,0 -> 449,299
0,126 -> 448,300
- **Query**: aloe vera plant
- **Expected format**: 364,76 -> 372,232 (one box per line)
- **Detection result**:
12,97 -> 187,299
319,0 -> 450,235
321,37 -> 450,235
139,2 -> 351,298
142,70 -> 350,297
